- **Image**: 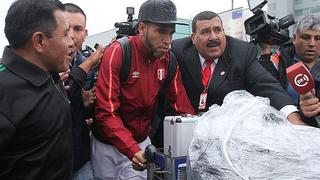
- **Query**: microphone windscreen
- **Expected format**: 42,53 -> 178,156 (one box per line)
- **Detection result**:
286,61 -> 315,94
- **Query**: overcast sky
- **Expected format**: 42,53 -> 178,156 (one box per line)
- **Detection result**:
0,0 -> 249,55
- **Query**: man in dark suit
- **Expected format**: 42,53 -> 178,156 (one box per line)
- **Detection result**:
172,11 -> 305,125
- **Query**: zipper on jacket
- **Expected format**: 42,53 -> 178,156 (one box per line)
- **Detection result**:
51,76 -> 70,104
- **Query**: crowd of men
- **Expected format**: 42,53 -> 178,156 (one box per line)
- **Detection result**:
0,0 -> 320,179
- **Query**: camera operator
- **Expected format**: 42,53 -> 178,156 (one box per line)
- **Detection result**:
259,14 -> 320,127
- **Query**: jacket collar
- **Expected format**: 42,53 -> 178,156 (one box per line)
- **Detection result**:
2,46 -> 51,86
73,50 -> 86,66
207,36 -> 232,92
222,35 -> 232,65
280,42 -> 295,58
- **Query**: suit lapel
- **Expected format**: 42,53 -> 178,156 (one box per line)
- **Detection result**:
209,37 -> 231,93
209,56 -> 229,92
183,46 -> 203,92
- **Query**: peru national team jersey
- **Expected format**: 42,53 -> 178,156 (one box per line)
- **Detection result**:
93,35 -> 195,160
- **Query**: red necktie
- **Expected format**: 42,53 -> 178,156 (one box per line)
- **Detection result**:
202,59 -> 214,87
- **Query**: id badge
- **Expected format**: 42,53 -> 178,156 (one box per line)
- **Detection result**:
198,92 -> 208,110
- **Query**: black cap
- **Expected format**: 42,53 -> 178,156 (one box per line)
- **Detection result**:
138,0 -> 187,25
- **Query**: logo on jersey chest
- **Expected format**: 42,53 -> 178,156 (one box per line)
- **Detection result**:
157,69 -> 165,80
132,71 -> 140,78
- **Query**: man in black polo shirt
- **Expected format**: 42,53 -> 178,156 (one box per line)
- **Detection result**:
0,0 -> 74,179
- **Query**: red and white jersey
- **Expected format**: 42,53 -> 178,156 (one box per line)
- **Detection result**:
93,35 -> 195,160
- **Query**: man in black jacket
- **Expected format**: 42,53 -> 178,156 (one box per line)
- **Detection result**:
172,11 -> 305,125
259,14 -> 320,127
0,0 -> 74,179
63,3 -> 103,179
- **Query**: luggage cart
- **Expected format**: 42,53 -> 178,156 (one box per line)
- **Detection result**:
146,115 -> 198,180
145,145 -> 187,180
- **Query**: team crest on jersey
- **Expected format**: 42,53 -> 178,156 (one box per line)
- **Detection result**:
157,69 -> 165,80
132,71 -> 140,78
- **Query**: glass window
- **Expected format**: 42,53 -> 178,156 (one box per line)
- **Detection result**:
296,0 -> 318,3
296,7 -> 318,16
295,9 -> 303,16
304,8 -> 311,16
176,24 -> 190,34
312,6 -> 320,13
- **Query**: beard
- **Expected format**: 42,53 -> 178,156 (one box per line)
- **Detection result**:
145,34 -> 167,59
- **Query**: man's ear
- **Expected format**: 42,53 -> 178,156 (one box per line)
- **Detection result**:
293,33 -> 296,45
191,33 -> 196,44
32,32 -> 46,52
138,22 -> 146,36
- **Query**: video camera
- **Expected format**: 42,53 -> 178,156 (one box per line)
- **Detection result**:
244,0 -> 295,45
114,7 -> 138,39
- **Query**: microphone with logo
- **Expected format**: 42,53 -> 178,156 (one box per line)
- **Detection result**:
286,61 -> 320,126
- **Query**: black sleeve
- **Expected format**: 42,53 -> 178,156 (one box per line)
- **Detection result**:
258,54 -> 279,80
83,70 -> 96,91
67,66 -> 87,101
245,46 -> 294,110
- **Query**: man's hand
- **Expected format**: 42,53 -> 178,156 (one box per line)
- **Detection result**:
259,42 -> 272,55
85,118 -> 93,126
287,112 -> 307,125
79,44 -> 104,74
87,44 -> 104,69
132,150 -> 147,171
59,69 -> 70,91
81,87 -> 96,107
300,91 -> 320,118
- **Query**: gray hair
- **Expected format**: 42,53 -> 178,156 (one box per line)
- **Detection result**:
295,14 -> 320,33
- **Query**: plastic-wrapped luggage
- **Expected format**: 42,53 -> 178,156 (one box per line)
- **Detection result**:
189,90 -> 320,180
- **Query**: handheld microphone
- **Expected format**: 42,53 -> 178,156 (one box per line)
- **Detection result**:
286,61 -> 315,94
286,61 -> 320,126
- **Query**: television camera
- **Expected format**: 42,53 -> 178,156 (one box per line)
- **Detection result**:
114,7 -> 138,39
244,0 -> 295,45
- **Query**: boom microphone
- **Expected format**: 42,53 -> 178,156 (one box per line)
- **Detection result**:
286,61 -> 320,126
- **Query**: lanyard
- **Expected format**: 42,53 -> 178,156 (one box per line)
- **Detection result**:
201,64 -> 215,93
